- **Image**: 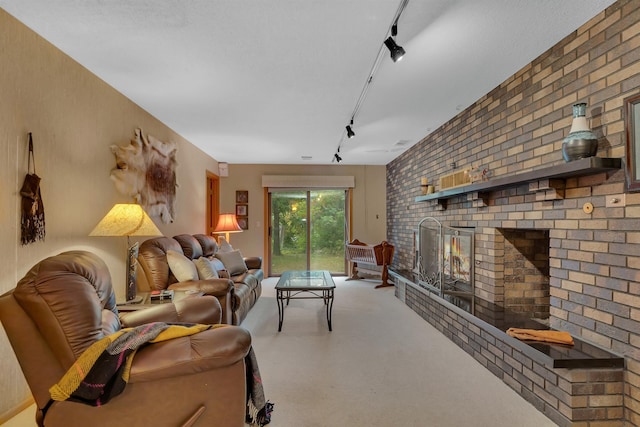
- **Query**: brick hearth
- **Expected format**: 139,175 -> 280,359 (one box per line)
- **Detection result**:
392,272 -> 624,426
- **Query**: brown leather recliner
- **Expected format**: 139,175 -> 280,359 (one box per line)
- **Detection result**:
0,251 -> 251,427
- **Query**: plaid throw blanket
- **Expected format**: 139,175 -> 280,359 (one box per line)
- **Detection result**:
49,322 -> 273,425
246,346 -> 274,426
49,322 -> 213,405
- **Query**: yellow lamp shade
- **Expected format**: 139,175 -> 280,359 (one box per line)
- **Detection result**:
90,204 -> 162,237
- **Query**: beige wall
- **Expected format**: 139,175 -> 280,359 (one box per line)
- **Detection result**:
0,10 -> 221,420
220,164 -> 387,263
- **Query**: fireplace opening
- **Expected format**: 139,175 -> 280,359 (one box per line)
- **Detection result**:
498,228 -> 550,322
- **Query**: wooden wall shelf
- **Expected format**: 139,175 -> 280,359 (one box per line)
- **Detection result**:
415,157 -> 622,209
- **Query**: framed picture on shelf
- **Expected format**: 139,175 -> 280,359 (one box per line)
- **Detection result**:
236,204 -> 248,216
237,216 -> 249,230
236,190 -> 248,204
626,93 -> 640,192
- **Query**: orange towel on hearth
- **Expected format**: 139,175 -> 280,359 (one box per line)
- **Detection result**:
506,328 -> 574,346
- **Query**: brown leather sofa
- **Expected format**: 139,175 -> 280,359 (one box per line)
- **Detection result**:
0,250 -> 251,427
137,234 -> 263,325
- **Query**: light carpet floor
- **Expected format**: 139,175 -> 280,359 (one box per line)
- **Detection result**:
242,276 -> 558,427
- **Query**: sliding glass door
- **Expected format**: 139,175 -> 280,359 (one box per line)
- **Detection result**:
269,189 -> 347,275
270,190 -> 308,272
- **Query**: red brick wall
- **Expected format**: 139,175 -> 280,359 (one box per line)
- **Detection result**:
387,0 -> 640,423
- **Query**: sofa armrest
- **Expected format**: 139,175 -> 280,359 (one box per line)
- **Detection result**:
119,296 -> 222,327
43,326 -> 251,426
168,279 -> 233,297
244,257 -> 262,270
168,279 -> 235,324
129,325 -> 251,382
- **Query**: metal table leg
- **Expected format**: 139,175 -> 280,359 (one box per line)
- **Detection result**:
277,289 -> 284,332
326,288 -> 334,331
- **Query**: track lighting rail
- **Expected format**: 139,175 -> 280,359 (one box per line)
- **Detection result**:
333,0 -> 410,163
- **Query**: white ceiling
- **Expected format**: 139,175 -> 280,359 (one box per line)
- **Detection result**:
1,0 -> 617,165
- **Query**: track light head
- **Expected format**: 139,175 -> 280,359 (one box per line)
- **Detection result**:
334,153 -> 342,163
384,37 -> 405,62
346,125 -> 355,139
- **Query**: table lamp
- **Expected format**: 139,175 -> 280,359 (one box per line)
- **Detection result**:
90,203 -> 162,303
213,213 -> 243,244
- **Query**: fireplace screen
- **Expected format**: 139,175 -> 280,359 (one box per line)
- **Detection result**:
444,228 -> 472,283
414,217 -> 474,309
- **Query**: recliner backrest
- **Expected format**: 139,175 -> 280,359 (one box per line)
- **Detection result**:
194,234 -> 219,258
0,250 -> 120,409
173,234 -> 204,259
138,236 -> 183,290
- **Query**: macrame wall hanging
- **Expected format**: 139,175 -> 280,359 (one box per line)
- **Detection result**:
20,132 -> 46,244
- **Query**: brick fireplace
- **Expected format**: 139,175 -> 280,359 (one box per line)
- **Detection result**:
389,161 -> 626,426
385,1 -> 640,425
414,220 -> 551,322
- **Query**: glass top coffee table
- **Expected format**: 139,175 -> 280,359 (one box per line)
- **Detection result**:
275,270 -> 336,332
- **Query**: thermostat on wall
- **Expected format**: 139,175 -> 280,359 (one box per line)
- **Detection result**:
218,162 -> 229,177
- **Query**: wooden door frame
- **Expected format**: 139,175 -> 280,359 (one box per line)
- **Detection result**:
206,171 -> 220,235
263,187 -> 270,273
